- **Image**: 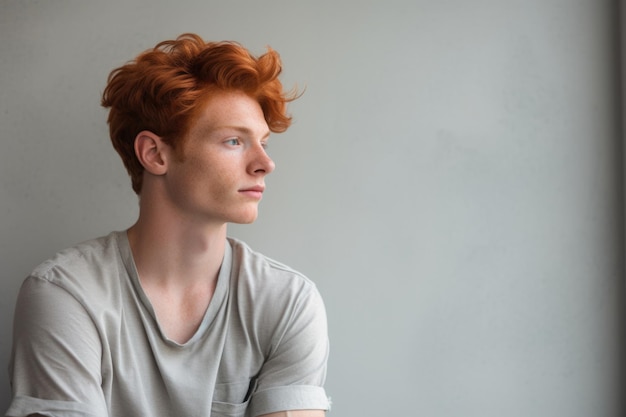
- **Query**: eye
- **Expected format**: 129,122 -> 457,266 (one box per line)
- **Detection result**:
225,138 -> 240,146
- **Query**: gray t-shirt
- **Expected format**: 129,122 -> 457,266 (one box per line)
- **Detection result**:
6,231 -> 329,417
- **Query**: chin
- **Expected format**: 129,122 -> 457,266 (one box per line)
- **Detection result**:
230,213 -> 259,225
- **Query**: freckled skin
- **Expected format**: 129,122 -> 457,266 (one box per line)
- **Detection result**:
163,90 -> 275,227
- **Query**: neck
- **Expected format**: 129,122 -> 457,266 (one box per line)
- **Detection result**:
127,194 -> 227,288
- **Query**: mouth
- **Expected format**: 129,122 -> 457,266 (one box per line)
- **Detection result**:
239,185 -> 265,199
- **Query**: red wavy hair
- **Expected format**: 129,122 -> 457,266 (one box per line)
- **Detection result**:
101,33 -> 297,194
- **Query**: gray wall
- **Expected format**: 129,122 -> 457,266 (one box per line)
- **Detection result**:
0,1 -> 623,416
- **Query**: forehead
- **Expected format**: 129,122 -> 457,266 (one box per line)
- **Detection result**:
189,90 -> 269,137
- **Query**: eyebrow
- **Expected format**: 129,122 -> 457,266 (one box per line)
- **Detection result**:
206,125 -> 271,139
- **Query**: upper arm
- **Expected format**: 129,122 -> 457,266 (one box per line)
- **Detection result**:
259,284 -> 329,385
249,284 -> 330,416
7,277 -> 107,416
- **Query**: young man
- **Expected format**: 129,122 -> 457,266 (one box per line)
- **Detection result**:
6,34 -> 330,417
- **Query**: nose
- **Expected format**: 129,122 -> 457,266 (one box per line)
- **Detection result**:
249,145 -> 275,175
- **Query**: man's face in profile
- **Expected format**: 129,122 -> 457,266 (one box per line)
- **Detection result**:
162,90 -> 275,225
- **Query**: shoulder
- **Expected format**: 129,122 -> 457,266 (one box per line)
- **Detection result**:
27,231 -> 127,301
224,238 -> 328,360
225,237 -> 326,337
227,237 -> 319,297
33,232 -> 120,277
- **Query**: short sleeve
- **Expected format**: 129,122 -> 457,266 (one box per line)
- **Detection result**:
249,284 -> 330,416
6,276 -> 108,417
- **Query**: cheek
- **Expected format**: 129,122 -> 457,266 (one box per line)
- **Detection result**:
187,158 -> 237,194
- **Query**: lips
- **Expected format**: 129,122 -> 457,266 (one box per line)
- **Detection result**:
239,185 -> 265,199
240,185 -> 265,193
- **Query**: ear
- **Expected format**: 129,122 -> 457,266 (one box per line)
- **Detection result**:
134,131 -> 169,176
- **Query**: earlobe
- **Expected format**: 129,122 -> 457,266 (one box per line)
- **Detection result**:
134,131 -> 168,175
